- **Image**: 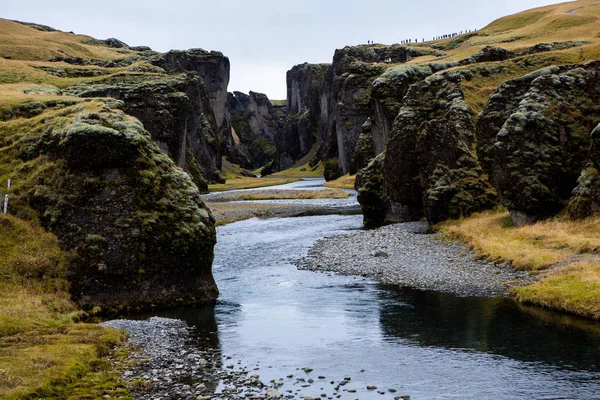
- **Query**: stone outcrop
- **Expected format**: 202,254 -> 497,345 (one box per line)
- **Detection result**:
568,123 -> 600,219
27,103 -> 217,313
358,72 -> 496,225
229,91 -> 283,169
278,63 -> 329,170
477,62 -> 600,225
152,49 -> 246,179
66,72 -> 223,192
355,152 -> 388,228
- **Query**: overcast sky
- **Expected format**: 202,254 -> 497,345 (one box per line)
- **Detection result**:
2,0 -> 568,99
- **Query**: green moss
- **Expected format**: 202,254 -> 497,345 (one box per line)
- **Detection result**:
323,157 -> 341,181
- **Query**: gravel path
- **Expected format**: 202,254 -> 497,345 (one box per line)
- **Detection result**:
299,222 -> 533,297
102,317 -> 281,399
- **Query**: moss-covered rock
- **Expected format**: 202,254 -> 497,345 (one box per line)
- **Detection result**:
323,156 -> 342,181
65,73 -> 222,191
383,72 -> 496,225
356,152 -> 388,228
23,103 -> 217,313
477,61 -> 600,225
568,123 -> 600,219
349,118 -> 375,175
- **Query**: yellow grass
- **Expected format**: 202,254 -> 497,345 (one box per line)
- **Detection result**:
270,161 -> 325,178
324,174 -> 356,189
0,215 -> 130,398
0,18 -> 138,62
515,263 -> 600,320
438,210 -> 600,271
208,188 -> 350,202
438,210 -> 600,319
208,176 -> 299,192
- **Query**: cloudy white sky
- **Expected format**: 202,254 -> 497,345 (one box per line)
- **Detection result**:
3,0 -> 568,99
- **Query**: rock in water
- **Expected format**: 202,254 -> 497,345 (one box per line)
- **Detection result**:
34,104 -> 217,313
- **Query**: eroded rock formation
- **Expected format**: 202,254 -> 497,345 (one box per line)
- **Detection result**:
229,91 -> 283,169
29,103 -> 218,313
66,72 -> 223,192
478,62 -> 600,225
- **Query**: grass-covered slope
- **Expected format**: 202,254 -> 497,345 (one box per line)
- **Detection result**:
0,214 -> 130,399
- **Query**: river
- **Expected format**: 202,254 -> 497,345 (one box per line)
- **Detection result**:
150,179 -> 600,399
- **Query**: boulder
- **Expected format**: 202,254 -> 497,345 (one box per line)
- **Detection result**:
477,62 -> 600,225
32,105 -> 217,313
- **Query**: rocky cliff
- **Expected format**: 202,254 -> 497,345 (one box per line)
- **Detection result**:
229,91 -> 283,169
0,20 -> 228,314
360,72 -> 496,225
568,123 -> 600,219
66,71 -> 223,192
278,63 -> 329,170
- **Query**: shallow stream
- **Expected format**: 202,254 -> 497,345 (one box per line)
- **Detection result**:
150,179 -> 600,399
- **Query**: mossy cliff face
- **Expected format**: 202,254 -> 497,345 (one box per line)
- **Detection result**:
369,64 -> 443,157
478,62 -> 600,225
568,123 -> 600,219
358,72 -> 496,225
229,91 -> 281,169
328,47 -> 386,176
66,72 -> 223,192
279,63 -> 329,170
15,102 -> 218,313
355,152 -> 388,228
157,49 -> 231,143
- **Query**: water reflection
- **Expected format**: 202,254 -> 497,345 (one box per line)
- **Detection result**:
379,286 -> 600,371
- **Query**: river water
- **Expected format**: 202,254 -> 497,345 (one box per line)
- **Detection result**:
158,179 -> 600,399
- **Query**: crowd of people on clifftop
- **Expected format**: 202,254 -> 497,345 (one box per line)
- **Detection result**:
366,29 -> 478,46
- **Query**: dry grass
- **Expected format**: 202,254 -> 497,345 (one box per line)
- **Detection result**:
0,214 -> 131,398
0,18 -> 137,62
208,188 -> 349,202
208,176 -> 300,192
270,161 -> 325,178
438,209 -> 600,319
515,263 -> 600,320
324,174 -> 356,189
438,210 -> 600,271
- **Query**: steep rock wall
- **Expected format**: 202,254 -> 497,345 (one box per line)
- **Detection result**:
358,72 -> 496,225
278,63 -> 329,170
66,73 -> 223,192
229,91 -> 283,169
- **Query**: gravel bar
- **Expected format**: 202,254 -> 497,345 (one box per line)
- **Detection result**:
299,222 -> 533,297
102,317 -> 281,399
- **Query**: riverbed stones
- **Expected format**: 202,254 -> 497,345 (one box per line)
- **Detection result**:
300,221 -> 532,296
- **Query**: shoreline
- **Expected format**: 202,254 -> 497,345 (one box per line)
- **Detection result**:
299,221 -> 533,297
102,317 -> 276,399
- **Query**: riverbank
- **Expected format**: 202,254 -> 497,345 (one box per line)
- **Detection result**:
438,210 -> 600,320
205,179 -> 359,226
102,317 -> 279,399
300,221 -> 533,297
